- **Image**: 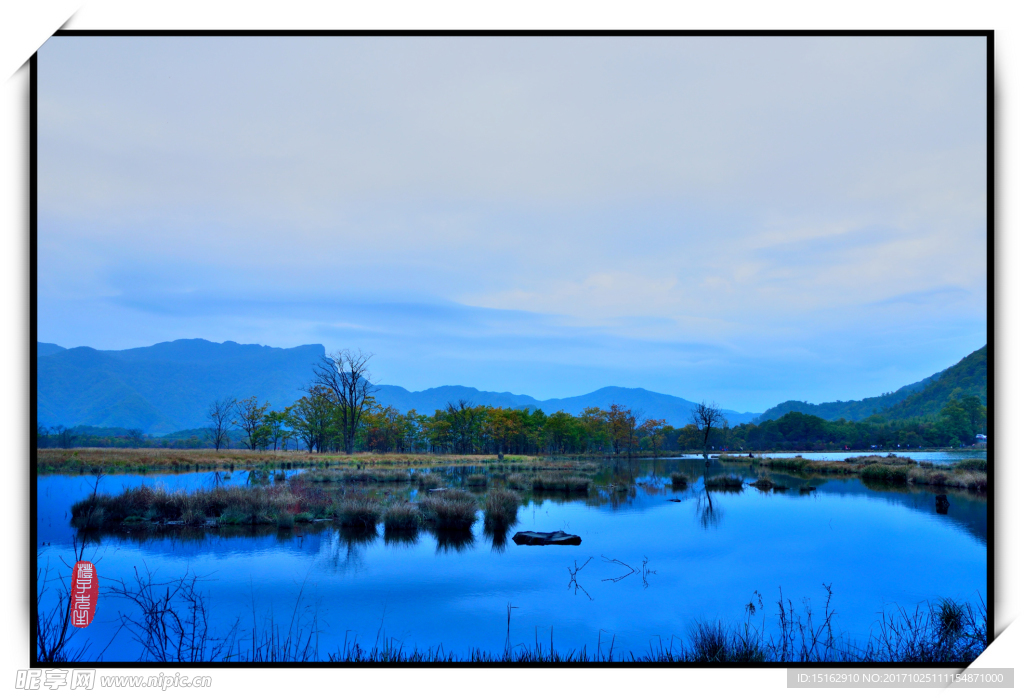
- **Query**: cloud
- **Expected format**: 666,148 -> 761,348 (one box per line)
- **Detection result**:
35,35 -> 988,410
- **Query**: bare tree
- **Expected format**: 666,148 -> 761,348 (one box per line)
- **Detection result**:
691,400 -> 725,468
206,398 -> 236,451
311,349 -> 378,455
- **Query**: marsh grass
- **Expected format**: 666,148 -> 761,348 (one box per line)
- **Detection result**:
337,499 -> 382,528
531,475 -> 591,492
466,474 -> 488,488
421,489 -> 478,529
907,467 -> 987,491
670,473 -> 688,489
506,473 -> 531,490
859,464 -> 911,483
751,475 -> 777,492
415,473 -> 444,490
704,474 -> 744,491
957,458 -> 987,472
483,489 -> 521,528
382,503 -> 421,532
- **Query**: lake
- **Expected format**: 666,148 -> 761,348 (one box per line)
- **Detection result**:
36,457 -> 987,662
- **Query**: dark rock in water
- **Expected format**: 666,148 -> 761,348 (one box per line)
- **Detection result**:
512,530 -> 582,546
798,486 -> 816,494
668,498 -> 681,502
772,485 -> 789,492
936,494 -> 950,515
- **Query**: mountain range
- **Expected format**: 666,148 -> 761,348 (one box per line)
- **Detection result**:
36,339 -> 759,434
36,339 -> 986,436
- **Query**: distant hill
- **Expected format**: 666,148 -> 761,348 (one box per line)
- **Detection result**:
37,342 -> 66,357
756,346 -> 986,424
374,384 -> 760,427
874,346 -> 987,421
36,339 -> 759,435
37,339 -> 325,434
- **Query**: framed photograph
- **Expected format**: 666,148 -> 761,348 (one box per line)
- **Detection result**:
31,31 -> 991,677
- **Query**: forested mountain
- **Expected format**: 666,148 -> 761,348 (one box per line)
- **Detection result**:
37,340 -> 324,434
756,347 -> 986,424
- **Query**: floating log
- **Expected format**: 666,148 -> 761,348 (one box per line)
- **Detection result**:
512,530 -> 582,546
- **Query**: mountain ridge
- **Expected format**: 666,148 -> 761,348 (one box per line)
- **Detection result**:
36,339 -> 759,434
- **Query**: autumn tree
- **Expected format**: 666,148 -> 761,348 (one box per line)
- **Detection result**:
606,403 -> 640,457
639,417 -> 669,457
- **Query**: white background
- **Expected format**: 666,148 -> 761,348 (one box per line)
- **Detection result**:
2,3 -> 1019,696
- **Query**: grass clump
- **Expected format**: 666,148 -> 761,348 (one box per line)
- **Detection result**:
860,464 -> 910,483
957,458 -> 987,471
337,499 -> 382,528
506,474 -> 531,490
416,473 -> 443,490
421,489 -> 477,529
751,475 -> 776,491
704,474 -> 744,491
483,489 -> 521,528
531,475 -> 591,492
382,503 -> 421,532
466,474 -> 488,488
670,473 -> 688,489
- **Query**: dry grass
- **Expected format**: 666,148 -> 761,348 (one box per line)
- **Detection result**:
38,448 -> 540,474
908,468 -> 987,492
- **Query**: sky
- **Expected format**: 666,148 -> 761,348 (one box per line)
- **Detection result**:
36,35 -> 988,413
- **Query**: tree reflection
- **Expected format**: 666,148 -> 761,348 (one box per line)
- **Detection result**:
696,488 -> 723,529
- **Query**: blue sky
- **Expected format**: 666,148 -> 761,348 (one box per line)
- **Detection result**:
36,35 -> 987,412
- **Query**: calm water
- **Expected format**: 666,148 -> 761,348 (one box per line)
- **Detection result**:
36,459 -> 987,661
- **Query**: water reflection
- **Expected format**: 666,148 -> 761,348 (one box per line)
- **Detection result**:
432,527 -> 474,554
383,528 -> 419,547
696,488 -> 723,529
484,520 -> 512,552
